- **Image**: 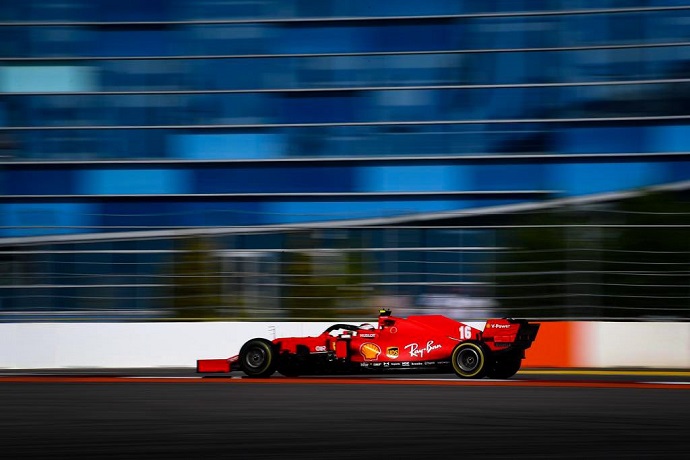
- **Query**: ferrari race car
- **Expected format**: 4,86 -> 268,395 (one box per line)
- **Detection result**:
197,309 -> 539,379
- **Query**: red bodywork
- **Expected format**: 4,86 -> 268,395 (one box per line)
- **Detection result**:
197,311 -> 539,379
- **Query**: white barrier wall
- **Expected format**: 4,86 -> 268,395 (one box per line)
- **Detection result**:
0,322 -> 332,369
581,322 -> 690,368
0,321 -> 688,369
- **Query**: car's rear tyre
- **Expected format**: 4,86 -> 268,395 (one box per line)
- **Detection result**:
488,355 -> 522,379
451,342 -> 488,379
239,338 -> 277,377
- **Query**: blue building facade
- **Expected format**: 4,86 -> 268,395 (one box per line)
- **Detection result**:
1,1 -> 690,317
2,0 -> 690,233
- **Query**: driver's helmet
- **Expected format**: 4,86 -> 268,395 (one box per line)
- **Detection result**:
359,323 -> 375,330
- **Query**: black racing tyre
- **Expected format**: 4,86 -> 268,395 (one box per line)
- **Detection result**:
239,338 -> 277,378
451,342 -> 489,379
488,356 -> 522,379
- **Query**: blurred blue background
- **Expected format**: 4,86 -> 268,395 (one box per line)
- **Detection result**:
1,0 -> 690,318
2,0 -> 690,229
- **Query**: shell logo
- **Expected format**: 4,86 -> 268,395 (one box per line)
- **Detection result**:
360,342 -> 382,360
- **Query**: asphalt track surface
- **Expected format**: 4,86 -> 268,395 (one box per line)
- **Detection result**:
1,369 -> 689,459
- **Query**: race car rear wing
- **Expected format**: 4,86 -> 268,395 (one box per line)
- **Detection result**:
483,319 -> 540,350
515,321 -> 540,347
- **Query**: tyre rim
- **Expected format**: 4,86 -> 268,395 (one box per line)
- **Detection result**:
457,348 -> 480,373
245,347 -> 267,369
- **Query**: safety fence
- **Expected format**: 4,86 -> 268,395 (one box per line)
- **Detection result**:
1,195 -> 689,321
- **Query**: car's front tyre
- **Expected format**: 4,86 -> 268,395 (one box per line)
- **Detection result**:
451,342 -> 489,379
239,338 -> 277,377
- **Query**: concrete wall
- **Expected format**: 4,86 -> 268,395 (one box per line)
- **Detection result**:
0,321 -> 688,369
0,322 -> 332,369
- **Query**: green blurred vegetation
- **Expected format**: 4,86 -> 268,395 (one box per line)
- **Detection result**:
495,191 -> 690,319
170,237 -> 223,319
282,232 -> 372,319
602,192 -> 690,318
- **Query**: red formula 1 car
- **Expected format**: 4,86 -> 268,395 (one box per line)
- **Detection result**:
197,309 -> 540,379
